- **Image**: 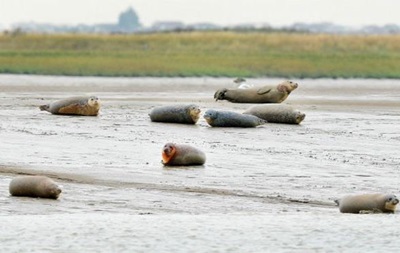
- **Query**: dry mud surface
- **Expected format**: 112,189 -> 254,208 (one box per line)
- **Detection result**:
0,75 -> 399,252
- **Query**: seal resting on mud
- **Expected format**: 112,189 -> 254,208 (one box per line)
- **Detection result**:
162,143 -> 206,166
204,109 -> 266,127
334,193 -> 399,214
233,77 -> 254,89
149,104 -> 201,124
214,80 -> 298,103
39,96 -> 100,116
243,104 -> 306,124
9,175 -> 62,199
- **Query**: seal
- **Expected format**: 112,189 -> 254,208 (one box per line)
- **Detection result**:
149,104 -> 201,124
39,96 -> 100,116
9,175 -> 62,199
214,80 -> 298,103
204,109 -> 266,127
162,143 -> 206,166
335,193 -> 399,214
243,104 -> 306,124
233,77 -> 254,89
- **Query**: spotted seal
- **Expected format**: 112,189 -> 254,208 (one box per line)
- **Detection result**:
39,96 -> 100,116
162,143 -> 206,166
214,80 -> 298,103
243,104 -> 306,124
204,109 -> 266,127
9,175 -> 62,199
335,193 -> 399,213
149,104 -> 201,124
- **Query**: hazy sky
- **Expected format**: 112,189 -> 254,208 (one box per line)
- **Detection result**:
0,0 -> 399,28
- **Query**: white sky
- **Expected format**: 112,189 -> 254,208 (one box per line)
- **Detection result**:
0,0 -> 399,28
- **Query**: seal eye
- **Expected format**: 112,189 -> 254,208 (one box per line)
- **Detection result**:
388,197 -> 393,201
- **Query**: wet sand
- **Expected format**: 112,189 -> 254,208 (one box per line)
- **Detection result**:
0,74 -> 399,252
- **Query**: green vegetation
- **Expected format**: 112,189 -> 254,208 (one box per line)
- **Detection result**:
1,32 -> 400,78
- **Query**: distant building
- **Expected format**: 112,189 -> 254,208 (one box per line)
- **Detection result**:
150,21 -> 185,31
117,7 -> 142,32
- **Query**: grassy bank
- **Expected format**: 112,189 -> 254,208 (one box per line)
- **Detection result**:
1,32 -> 400,78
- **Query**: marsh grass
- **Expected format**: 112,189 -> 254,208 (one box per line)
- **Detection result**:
1,32 -> 400,78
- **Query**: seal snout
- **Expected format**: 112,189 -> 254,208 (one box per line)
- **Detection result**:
51,187 -> 62,198
296,112 -> 306,124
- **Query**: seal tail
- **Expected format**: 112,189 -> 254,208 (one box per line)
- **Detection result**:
334,199 -> 340,206
39,104 -> 50,111
214,88 -> 228,101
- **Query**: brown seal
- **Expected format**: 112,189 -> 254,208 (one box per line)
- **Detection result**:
243,104 -> 306,124
335,193 -> 399,213
214,80 -> 298,103
9,175 -> 62,199
149,104 -> 201,124
162,143 -> 206,166
39,96 -> 100,116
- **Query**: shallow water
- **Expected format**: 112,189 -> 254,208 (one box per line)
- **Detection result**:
0,75 -> 399,252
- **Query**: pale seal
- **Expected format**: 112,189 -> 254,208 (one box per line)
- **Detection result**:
335,193 -> 399,213
39,96 -> 100,116
243,104 -> 306,124
9,175 -> 62,199
162,143 -> 206,166
233,77 -> 254,89
149,104 -> 201,124
214,80 -> 298,103
204,109 -> 266,127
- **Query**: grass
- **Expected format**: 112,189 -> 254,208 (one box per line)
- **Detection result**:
1,32 -> 400,78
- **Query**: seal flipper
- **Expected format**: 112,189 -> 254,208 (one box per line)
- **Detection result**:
214,88 -> 228,101
39,104 -> 50,111
334,199 -> 340,206
257,87 -> 272,95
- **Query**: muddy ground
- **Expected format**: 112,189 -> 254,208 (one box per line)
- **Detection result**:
0,75 -> 399,252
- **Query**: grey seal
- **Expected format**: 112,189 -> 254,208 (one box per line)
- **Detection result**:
335,193 -> 399,213
149,104 -> 201,124
204,109 -> 266,127
243,104 -> 305,124
9,175 -> 62,199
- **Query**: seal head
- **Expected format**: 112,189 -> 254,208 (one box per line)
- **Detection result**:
162,143 -> 177,165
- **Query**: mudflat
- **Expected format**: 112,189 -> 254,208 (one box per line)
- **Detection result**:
0,75 -> 399,252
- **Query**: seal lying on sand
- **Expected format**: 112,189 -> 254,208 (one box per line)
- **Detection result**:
243,104 -> 306,124
233,77 -> 254,89
9,175 -> 62,199
335,193 -> 399,213
149,104 -> 201,124
204,109 -> 266,127
214,80 -> 298,103
39,96 -> 100,116
162,143 -> 206,166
